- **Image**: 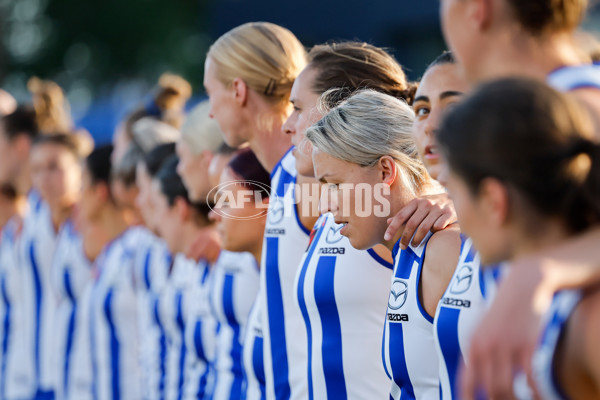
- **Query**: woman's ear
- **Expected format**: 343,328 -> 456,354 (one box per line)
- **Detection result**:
174,196 -> 191,222
468,0 -> 493,31
378,156 -> 397,186
478,177 -> 509,227
232,78 -> 248,106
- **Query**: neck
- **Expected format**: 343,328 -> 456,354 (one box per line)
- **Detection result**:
86,206 -> 129,261
246,112 -> 291,173
250,241 -> 263,268
474,31 -> 586,84
179,222 -> 201,257
51,203 -> 74,232
15,165 -> 32,197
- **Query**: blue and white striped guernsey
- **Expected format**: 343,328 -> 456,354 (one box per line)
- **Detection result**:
383,233 -> 439,400
89,230 -> 141,400
294,212 -> 393,400
122,227 -> 170,400
547,62 -> 600,91
433,236 -> 504,400
210,251 -> 260,400
156,253 -> 209,400
260,147 -> 310,400
183,259 -> 216,400
242,299 -> 266,400
19,197 -> 59,397
51,220 -> 93,400
532,290 -> 582,400
0,213 -> 36,399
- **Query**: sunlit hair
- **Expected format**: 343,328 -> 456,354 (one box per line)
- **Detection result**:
505,0 -> 587,34
181,100 -> 225,155
306,89 -> 429,197
27,77 -> 73,134
207,22 -> 306,110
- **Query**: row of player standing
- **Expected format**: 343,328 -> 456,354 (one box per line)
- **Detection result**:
1,0 -> 600,399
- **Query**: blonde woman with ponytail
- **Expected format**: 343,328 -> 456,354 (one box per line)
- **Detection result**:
203,22 -> 314,400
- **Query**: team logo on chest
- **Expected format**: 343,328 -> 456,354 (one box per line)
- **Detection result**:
388,279 -> 408,310
325,224 -> 344,244
449,264 -> 474,295
267,198 -> 285,225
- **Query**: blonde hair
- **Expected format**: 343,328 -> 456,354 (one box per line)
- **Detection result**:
181,100 -> 225,155
207,22 -> 307,108
306,89 -> 429,196
27,77 -> 73,134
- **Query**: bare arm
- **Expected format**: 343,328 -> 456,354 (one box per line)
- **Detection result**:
384,193 -> 457,250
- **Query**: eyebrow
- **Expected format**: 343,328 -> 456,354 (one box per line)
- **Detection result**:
440,91 -> 463,100
413,95 -> 429,103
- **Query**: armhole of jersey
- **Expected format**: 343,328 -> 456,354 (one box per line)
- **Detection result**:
414,237 -> 435,324
366,248 -> 394,270
292,183 -> 311,236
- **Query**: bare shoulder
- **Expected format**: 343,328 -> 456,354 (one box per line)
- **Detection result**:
424,225 -> 462,275
567,287 -> 600,379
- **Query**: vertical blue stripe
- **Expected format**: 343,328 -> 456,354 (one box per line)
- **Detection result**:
153,298 -> 166,400
29,242 -> 42,385
265,237 -> 291,400
388,323 -> 415,400
296,219 -> 326,400
193,320 -> 210,398
314,256 -> 347,400
223,274 -> 243,400
252,336 -> 267,400
1,276 -> 11,398
175,292 -> 186,400
62,269 -> 76,397
90,286 -> 98,400
103,289 -> 120,400
143,250 -> 152,290
437,307 -> 462,400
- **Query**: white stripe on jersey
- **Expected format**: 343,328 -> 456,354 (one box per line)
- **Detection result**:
89,230 -> 141,400
294,213 -> 393,400
547,62 -> 600,91
184,259 -> 216,400
52,220 -> 93,400
19,198 -> 58,394
210,251 -> 260,400
242,299 -> 266,400
260,148 -> 310,400
532,290 -> 582,400
0,215 -> 36,399
383,233 -> 439,400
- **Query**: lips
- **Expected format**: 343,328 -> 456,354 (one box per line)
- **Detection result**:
424,144 -> 440,160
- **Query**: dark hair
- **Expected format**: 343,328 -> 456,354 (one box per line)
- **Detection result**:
32,133 -> 92,159
124,73 -> 191,141
505,0 -> 587,35
425,51 -> 455,73
437,77 -> 600,233
1,106 -> 39,141
86,145 -> 114,185
155,156 -> 212,222
307,41 -> 418,105
227,148 -> 271,200
144,143 -> 176,177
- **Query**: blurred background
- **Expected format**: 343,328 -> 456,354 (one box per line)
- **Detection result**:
1,0 -> 599,144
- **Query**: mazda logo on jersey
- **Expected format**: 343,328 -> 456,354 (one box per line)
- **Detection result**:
268,198 -> 285,225
325,224 -> 344,244
388,279 -> 408,310
449,264 -> 474,294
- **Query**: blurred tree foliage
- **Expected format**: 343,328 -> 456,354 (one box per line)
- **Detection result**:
0,0 -> 210,100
